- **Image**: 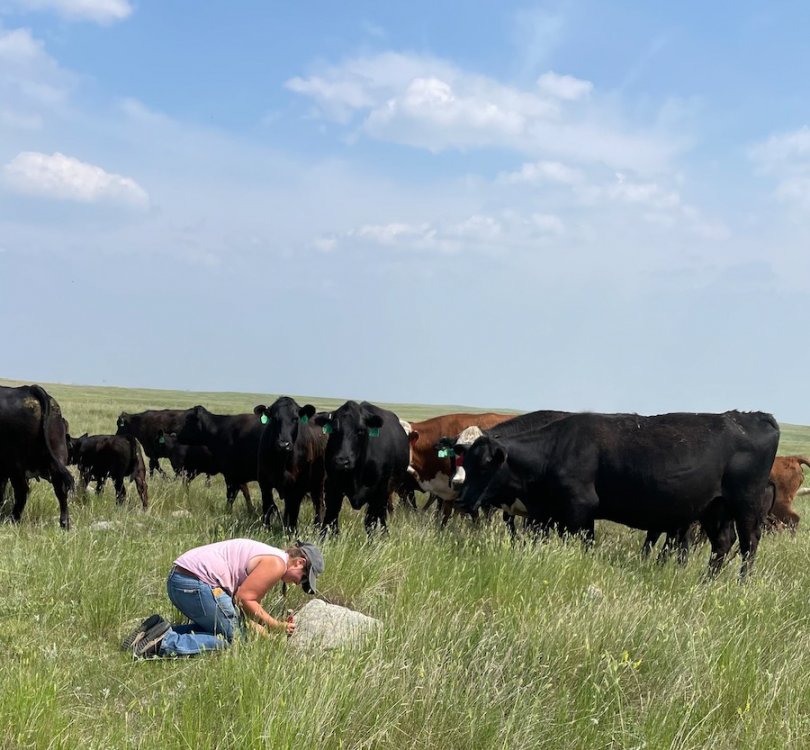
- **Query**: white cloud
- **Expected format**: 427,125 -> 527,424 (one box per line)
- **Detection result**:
3,151 -> 149,207
286,52 -> 684,173
536,72 -> 592,101
14,0 -> 133,24
0,26 -> 74,118
750,126 -> 810,208
499,159 -> 584,185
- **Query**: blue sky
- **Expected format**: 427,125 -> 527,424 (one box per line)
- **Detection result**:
2,1 -> 809,422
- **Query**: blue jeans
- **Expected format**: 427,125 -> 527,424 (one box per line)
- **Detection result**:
159,570 -> 241,657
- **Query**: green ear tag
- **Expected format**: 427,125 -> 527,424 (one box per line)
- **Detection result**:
158,436 -> 166,445
437,448 -> 447,458
368,427 -> 380,438
300,415 -> 309,424
322,424 -> 333,435
260,414 -> 269,425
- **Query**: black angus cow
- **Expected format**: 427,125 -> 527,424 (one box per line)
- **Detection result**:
116,409 -> 192,477
253,396 -> 327,531
0,385 -> 74,528
151,431 -> 251,501
67,433 -> 148,509
313,400 -> 409,535
455,411 -> 780,578
176,405 -> 262,513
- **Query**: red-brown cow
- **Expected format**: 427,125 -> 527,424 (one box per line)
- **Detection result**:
406,412 -> 514,522
767,455 -> 810,529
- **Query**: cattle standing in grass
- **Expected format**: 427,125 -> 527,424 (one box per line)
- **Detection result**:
176,406 -> 261,513
0,385 -> 74,528
766,455 -> 810,530
455,411 -> 779,578
253,397 -> 327,531
116,409 -> 192,477
313,401 -> 409,535
67,433 -> 148,509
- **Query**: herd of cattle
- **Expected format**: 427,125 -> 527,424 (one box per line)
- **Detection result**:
1,383 -> 809,578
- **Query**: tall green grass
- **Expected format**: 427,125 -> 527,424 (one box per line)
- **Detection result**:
1,380 -> 809,749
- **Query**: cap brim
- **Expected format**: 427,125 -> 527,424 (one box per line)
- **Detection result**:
301,571 -> 317,595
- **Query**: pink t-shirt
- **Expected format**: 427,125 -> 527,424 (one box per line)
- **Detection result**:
174,539 -> 288,595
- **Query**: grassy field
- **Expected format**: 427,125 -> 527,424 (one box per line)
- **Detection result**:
1,379 -> 810,749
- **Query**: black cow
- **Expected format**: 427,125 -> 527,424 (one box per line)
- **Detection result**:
253,397 -> 327,531
455,411 -> 779,578
0,385 -> 74,528
176,405 -> 261,513
151,431 -> 251,502
67,433 -> 148,509
313,400 -> 409,535
116,409 -> 191,477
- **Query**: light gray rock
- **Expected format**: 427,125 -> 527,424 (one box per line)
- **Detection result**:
90,521 -> 115,531
288,599 -> 381,650
171,510 -> 192,518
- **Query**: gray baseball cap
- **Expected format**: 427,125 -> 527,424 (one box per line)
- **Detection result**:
296,541 -> 324,595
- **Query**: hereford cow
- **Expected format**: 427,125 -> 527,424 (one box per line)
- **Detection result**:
67,433 -> 148,509
767,455 -> 810,529
253,396 -> 327,531
0,384 -> 74,528
313,400 -> 409,535
455,411 -> 779,578
116,409 -> 192,476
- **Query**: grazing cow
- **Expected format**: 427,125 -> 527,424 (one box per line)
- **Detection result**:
116,409 -> 192,477
767,455 -> 810,529
253,397 -> 327,531
176,405 -> 262,513
0,385 -> 74,528
313,400 -> 409,534
455,411 -> 779,578
67,433 -> 148,509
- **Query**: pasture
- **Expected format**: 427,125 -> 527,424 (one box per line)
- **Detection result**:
1,379 -> 810,749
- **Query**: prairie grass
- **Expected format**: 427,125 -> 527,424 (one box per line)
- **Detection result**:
0,379 -> 809,749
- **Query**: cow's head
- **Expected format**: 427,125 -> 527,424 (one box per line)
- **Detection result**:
454,435 -> 507,513
448,425 -> 485,489
65,433 -> 89,465
313,400 -> 383,474
254,397 -> 316,454
115,413 -> 130,435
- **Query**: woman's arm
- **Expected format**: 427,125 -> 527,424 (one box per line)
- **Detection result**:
233,556 -> 295,635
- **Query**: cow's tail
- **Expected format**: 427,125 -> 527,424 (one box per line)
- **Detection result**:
125,434 -> 144,477
29,385 -> 74,495
795,456 -> 810,471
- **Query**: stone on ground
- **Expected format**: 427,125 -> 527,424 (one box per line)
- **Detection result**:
288,599 -> 381,650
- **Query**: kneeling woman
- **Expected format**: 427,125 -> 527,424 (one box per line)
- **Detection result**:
126,538 -> 324,658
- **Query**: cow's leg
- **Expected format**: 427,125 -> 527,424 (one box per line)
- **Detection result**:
364,499 -> 389,536
504,512 -> 517,540
701,499 -> 736,577
241,484 -> 254,514
423,493 -> 437,512
134,473 -> 148,511
310,475 -> 325,527
439,499 -> 454,529
113,476 -> 126,505
95,477 -> 106,496
284,494 -> 304,534
735,509 -> 764,581
148,457 -> 164,477
320,481 -> 343,536
258,479 -> 281,528
0,478 -> 8,508
9,473 -> 29,524
642,530 -> 661,559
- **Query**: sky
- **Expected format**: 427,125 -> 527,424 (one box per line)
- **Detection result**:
1,1 -> 809,422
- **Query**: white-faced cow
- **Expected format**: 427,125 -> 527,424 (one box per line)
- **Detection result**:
313,400 -> 409,535
253,396 -> 327,531
0,385 -> 74,528
455,411 -> 780,578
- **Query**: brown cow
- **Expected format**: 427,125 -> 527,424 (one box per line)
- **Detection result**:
767,455 -> 810,530
406,412 -> 514,522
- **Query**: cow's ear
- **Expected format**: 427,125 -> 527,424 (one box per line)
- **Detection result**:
157,431 -> 166,445
492,447 -> 506,467
409,430 -> 420,444
169,432 -> 177,438
254,405 -> 270,425
312,412 -> 331,427
366,414 -> 384,430
81,432 -> 88,439
453,444 -> 466,457
299,404 -> 316,424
